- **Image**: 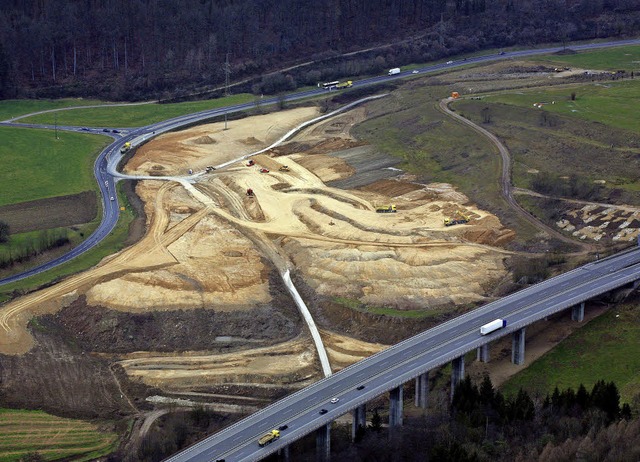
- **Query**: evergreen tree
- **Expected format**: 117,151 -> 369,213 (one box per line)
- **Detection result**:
479,375 -> 495,405
591,380 -> 620,422
0,220 -> 9,243
576,384 -> 589,410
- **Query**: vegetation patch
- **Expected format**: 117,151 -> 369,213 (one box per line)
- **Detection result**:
501,304 -> 640,403
531,45 -> 640,73
0,408 -> 117,462
481,79 -> 640,132
0,127 -> 109,206
0,99 -> 104,121
333,296 -> 434,319
451,97 -> 640,204
20,94 -> 255,127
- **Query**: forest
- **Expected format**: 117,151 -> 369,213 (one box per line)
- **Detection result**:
1,0 -> 640,100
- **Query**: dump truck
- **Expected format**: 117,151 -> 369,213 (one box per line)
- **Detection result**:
246,188 -> 254,197
246,159 -> 255,166
480,319 -> 507,335
444,211 -> 470,226
120,142 -> 131,154
258,429 -> 280,447
336,80 -> 353,89
376,205 -> 397,213
388,68 -> 401,76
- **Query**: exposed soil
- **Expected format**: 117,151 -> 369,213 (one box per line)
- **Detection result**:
55,294 -> 300,354
0,317 -> 153,418
0,102 -> 518,424
0,190 -> 97,234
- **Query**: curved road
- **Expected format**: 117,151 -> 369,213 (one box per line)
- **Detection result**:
1,37 -> 638,286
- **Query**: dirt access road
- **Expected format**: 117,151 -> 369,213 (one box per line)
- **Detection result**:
0,103 -> 514,397
438,97 -> 592,252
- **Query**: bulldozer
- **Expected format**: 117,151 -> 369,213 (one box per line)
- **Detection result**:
376,204 -> 397,213
444,210 -> 470,226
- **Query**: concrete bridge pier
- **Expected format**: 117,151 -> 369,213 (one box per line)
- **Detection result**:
278,445 -> 290,462
389,385 -> 404,427
451,356 -> 465,400
512,327 -> 526,365
351,404 -> 366,441
476,344 -> 490,362
414,372 -> 429,409
571,301 -> 585,322
316,424 -> 330,462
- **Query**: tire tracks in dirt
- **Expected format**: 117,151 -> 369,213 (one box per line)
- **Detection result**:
0,181 -> 210,354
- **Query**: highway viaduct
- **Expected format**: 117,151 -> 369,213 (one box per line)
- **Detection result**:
167,241 -> 640,462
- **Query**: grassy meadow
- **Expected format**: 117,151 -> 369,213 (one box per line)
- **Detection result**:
532,44 -> 640,73
19,93 -> 256,127
501,304 -> 640,404
0,127 -> 109,206
0,99 -> 104,122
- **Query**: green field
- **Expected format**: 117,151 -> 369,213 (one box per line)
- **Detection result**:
482,79 -> 640,133
501,304 -> 640,403
19,93 -> 256,127
531,45 -> 640,73
0,408 -> 118,461
0,99 -> 104,122
0,127 -> 109,206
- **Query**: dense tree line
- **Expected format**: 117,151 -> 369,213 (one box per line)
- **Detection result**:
0,229 -> 69,270
1,0 -> 640,100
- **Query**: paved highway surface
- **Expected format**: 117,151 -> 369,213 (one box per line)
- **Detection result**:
1,37 -> 639,287
167,247 -> 640,462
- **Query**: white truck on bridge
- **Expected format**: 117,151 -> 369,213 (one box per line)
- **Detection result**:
480,319 -> 507,335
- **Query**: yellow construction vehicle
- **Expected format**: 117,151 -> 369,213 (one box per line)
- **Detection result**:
258,429 -> 280,447
376,204 -> 397,213
279,165 -> 290,172
444,210 -> 470,226
120,142 -> 131,154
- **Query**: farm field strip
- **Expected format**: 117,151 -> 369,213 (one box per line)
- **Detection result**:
0,408 -> 117,461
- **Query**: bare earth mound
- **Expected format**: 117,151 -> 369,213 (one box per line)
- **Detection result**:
0,104 -> 514,409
